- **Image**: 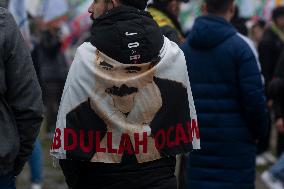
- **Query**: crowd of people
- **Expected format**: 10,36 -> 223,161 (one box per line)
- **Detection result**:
1,0 -> 284,189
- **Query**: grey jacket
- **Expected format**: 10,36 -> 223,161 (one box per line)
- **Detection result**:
0,8 -> 43,176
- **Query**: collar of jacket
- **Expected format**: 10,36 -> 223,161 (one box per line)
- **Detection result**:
148,4 -> 184,37
148,7 -> 176,29
90,5 -> 164,64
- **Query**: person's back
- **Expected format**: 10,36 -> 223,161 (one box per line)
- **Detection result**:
31,29 -> 68,135
182,0 -> 269,188
32,29 -> 68,84
50,1 -> 200,189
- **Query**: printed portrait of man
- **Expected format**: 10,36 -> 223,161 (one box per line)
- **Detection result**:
65,50 -> 193,164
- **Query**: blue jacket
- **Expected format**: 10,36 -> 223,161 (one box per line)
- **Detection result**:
182,15 -> 269,189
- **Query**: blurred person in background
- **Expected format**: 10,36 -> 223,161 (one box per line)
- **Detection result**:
261,41 -> 284,189
31,23 -> 68,137
231,6 -> 248,36
0,7 -> 43,189
147,1 -> 190,188
147,0 -> 188,45
248,19 -> 276,167
250,20 -> 266,47
182,0 -> 269,188
259,6 -> 284,158
27,17 -> 43,189
259,6 -> 284,89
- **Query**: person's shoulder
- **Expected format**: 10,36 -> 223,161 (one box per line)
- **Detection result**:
0,8 -> 17,49
69,42 -> 97,73
232,33 -> 257,55
0,8 -> 18,32
159,36 -> 185,65
73,42 -> 97,63
76,42 -> 96,55
0,8 -> 15,23
236,33 -> 255,49
148,7 -> 174,28
233,33 -> 261,67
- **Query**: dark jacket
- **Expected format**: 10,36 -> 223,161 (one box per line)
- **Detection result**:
259,27 -> 284,89
182,15 -> 269,189
148,4 -> 185,45
269,77 -> 284,119
269,50 -> 284,119
0,8 -> 43,176
31,30 -> 68,84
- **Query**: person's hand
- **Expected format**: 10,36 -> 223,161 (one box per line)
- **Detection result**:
276,118 -> 284,133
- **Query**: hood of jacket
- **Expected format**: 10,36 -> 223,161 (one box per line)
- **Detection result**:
90,5 -> 164,64
188,15 -> 237,50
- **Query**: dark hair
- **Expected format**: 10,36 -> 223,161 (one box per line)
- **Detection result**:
153,0 -> 168,7
120,0 -> 149,10
205,0 -> 234,14
272,6 -> 284,22
153,0 -> 189,6
252,20 -> 266,30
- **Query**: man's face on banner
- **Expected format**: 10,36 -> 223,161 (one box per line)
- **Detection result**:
93,53 -> 155,114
